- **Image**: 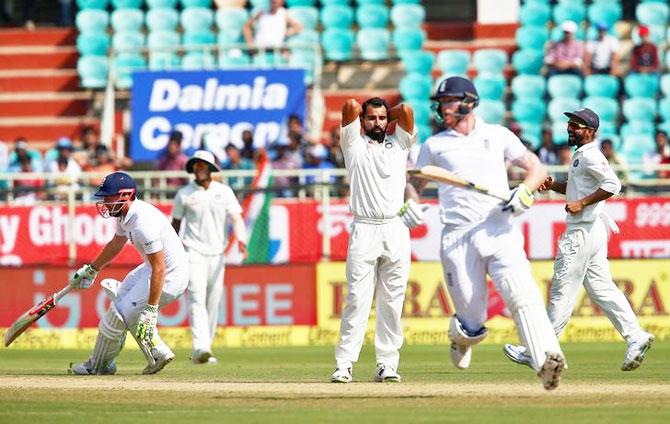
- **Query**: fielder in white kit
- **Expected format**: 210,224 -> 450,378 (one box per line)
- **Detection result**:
504,108 -> 654,371
70,171 -> 189,375
171,150 -> 248,365
331,97 -> 421,384
408,77 -> 566,390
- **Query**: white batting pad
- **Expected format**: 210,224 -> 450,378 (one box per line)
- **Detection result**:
90,306 -> 127,373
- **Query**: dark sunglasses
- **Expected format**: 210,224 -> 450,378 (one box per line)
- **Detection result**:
567,120 -> 591,129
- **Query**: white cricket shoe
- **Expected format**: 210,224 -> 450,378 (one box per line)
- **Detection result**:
330,367 -> 352,383
374,364 -> 401,383
503,344 -> 533,368
142,345 -> 175,375
192,350 -> 213,365
622,333 -> 654,371
538,352 -> 565,391
70,358 -> 117,375
450,343 -> 472,369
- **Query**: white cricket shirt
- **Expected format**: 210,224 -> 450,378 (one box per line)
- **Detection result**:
172,180 -> 243,255
115,199 -> 188,277
415,117 -> 526,228
566,142 -> 621,224
341,119 -> 416,219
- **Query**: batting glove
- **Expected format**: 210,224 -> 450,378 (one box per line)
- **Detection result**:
69,264 -> 99,289
135,304 -> 159,346
502,183 -> 534,216
398,199 -> 430,228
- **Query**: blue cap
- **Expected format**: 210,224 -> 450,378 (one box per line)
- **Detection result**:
57,137 -> 73,149
564,108 -> 600,130
596,22 -> 608,31
431,76 -> 479,103
94,172 -> 137,197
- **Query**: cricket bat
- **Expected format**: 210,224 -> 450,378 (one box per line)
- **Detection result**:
408,165 -> 510,202
4,284 -> 73,347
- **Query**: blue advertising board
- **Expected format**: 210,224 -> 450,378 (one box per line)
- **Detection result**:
130,69 -> 305,162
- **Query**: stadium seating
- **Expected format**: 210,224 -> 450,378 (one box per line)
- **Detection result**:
406,100 -> 431,125
477,100 -> 506,125
417,124 -> 433,144
390,3 -> 425,28
182,52 -> 216,70
473,73 -> 506,101
621,120 -> 655,137
624,73 -> 660,99
552,121 -> 569,144
553,2 -> 586,25
114,53 -> 146,88
356,4 -> 389,29
146,8 -> 179,31
584,74 -> 620,98
519,122 -> 543,148
112,31 -> 145,52
321,29 -> 354,61
218,51 -> 252,68
392,28 -> 425,56
548,97 -> 581,122
436,49 -> 470,76
320,5 -> 354,30
181,7 -> 214,33
623,98 -> 657,122
357,28 -> 390,61
472,49 -> 507,74
547,74 -> 582,99
587,1 -> 622,28
399,74 -> 432,101
181,0 -> 213,8
147,0 -> 177,8
519,2 -> 551,26
287,6 -> 318,30
111,8 -> 144,33
76,9 -> 109,34
112,0 -> 142,8
216,8 -> 249,34
78,55 -> 110,88
401,50 -> 434,75
636,1 -> 669,27
183,31 -> 216,46
581,96 -> 619,122
76,0 -> 109,9
660,74 -> 670,98
511,74 -> 546,99
515,25 -> 549,50
512,97 -> 546,124
148,31 -> 181,70
658,98 -> 670,122
512,49 -> 544,74
77,32 -> 110,56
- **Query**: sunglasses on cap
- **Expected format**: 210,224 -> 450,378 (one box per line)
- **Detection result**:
567,120 -> 591,129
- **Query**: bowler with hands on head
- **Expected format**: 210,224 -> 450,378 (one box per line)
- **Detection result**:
504,108 -> 654,371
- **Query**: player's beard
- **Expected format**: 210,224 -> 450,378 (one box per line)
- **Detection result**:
567,130 -> 583,147
365,125 -> 386,143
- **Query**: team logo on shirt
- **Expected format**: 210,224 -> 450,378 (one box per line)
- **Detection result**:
573,159 -> 579,167
483,139 -> 490,149
384,139 -> 392,149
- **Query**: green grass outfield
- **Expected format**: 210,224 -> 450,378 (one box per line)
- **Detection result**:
0,342 -> 668,423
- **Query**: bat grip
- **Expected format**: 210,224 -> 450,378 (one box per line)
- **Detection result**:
54,285 -> 74,304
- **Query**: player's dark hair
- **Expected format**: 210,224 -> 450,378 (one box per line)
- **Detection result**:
361,97 -> 390,117
601,139 -> 613,148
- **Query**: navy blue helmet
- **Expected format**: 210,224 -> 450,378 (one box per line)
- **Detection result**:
95,172 -> 137,218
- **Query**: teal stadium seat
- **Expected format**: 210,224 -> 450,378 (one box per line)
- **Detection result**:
77,33 -> 110,56
519,122 -> 542,149
624,73 -> 659,99
623,98 -> 657,122
320,5 -> 354,30
253,51 -> 287,67
660,74 -> 670,97
76,9 -> 109,33
472,49 -> 507,74
581,96 -> 619,122
148,30 -> 181,70
289,49 -> 319,84
286,0 -> 315,6
146,8 -> 179,32
181,52 -> 216,70
218,51 -> 252,68
436,49 -> 470,76
183,30 -> 216,46
114,53 -> 146,89
512,98 -> 546,124
390,4 -> 425,29
287,29 -> 319,50
515,25 -> 549,50
76,0 -> 109,9
287,7 -> 318,30
111,0 -> 142,8
399,74 -> 432,101
553,2 -> 586,25
356,4 -> 389,29
548,97 -> 581,122
147,0 -> 177,8
658,121 -> 670,136
511,74 -> 546,99
588,2 -> 622,28
406,100 -> 431,126
477,100 -> 506,125
392,0 -> 421,4
77,55 -> 109,88
417,125 -> 433,144
657,98 -> 670,122
181,7 -> 214,34
519,2 -> 551,26
636,2 -> 669,26
111,8 -> 144,33
358,0 -> 386,4
181,0 -> 212,8
547,74 -> 582,99
392,28 -> 425,56
512,49 -> 544,74
218,30 -> 241,47
356,28 -> 390,61
321,29 -> 354,61
112,31 -> 145,52
631,24 -> 665,45
321,0 -> 350,5
552,121 -> 569,144
401,50 -> 434,75
619,134 -> 656,180
249,0 -> 270,12
621,120 -> 655,137
216,8 -> 249,34
584,74 -> 619,98
473,73 -> 506,101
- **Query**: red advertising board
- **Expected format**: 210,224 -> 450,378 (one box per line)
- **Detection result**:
0,265 -> 316,328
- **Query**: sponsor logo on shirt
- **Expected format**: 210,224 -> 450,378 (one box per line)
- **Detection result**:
573,159 -> 579,167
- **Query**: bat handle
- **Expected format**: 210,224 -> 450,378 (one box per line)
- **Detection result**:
54,285 -> 74,304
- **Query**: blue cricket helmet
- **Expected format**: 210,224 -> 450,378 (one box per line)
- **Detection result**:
94,172 -> 137,197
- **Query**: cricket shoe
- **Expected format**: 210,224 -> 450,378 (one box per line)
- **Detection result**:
192,350 -> 214,365
622,333 -> 654,371
70,358 -> 117,375
142,344 -> 175,375
450,343 -> 472,369
538,352 -> 565,391
330,367 -> 352,383
374,364 -> 401,383
503,344 -> 532,369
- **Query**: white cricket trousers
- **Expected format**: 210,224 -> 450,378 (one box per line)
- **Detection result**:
547,217 -> 646,343
335,217 -> 410,371
186,249 -> 225,354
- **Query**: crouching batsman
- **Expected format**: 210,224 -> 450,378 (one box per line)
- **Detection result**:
70,171 -> 189,375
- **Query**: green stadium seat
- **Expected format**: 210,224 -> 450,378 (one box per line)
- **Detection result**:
287,6 -> 318,30
401,50 -> 434,75
473,73 -> 506,101
181,0 -> 212,8
183,30 -> 216,46
624,73 -> 659,99
512,48 -> 544,74
515,25 -> 549,50
512,98 -> 546,124
621,120 -> 655,137
76,0 -> 109,10
588,2 -> 622,28
111,0 -> 142,8
146,8 -> 179,32
390,4 -> 425,29
181,52 -> 216,70
548,97 -> 581,122
636,2 -> 669,26
77,33 -> 110,56
356,28 -> 390,61
148,30 -> 181,70
658,98 -> 670,122
114,53 -> 146,89
623,98 -> 657,122
320,5 -> 354,30
553,3 -> 586,24
436,49 -> 470,75
356,4 -> 389,29
392,28 -> 425,56
477,100 -> 505,125
547,74 -> 582,99
181,7 -> 214,33
77,55 -> 109,88
511,74 -> 546,99
519,2 -> 551,26
287,0 -> 315,6
584,74 -> 619,98
112,31 -> 145,52
406,100 -> 431,126
76,9 -> 109,33
111,8 -> 144,33
519,122 -> 542,149
321,29 -> 354,61
216,8 -> 249,34
417,124 -> 433,143
581,96 -> 619,122
660,74 -> 670,97
147,0 -> 177,8
218,51 -> 252,68
472,49 -> 507,74
399,74 -> 432,100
